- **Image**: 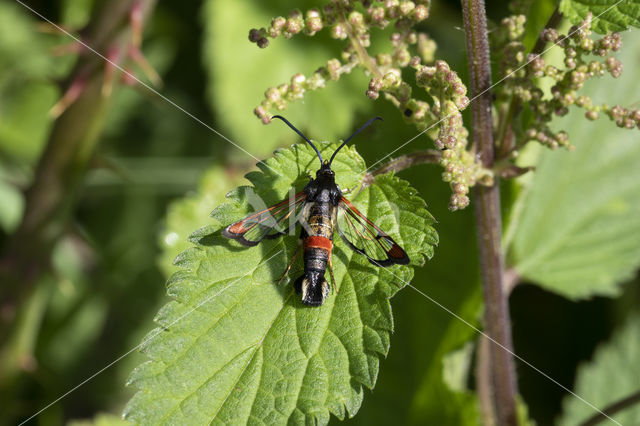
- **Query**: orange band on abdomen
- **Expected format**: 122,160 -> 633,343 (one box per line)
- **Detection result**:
303,236 -> 333,252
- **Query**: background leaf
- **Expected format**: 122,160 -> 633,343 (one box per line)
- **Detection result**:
559,0 -> 640,34
558,314 -> 640,425
507,29 -> 640,299
68,413 -> 131,426
0,1 -> 64,163
157,166 -> 244,277
124,143 -> 437,424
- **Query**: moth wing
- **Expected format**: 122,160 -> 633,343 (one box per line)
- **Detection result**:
337,197 -> 409,266
222,191 -> 306,246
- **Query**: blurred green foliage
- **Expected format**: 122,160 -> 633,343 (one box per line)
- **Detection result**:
0,0 -> 639,425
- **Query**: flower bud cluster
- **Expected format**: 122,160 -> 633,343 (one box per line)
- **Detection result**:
249,1 -> 432,49
253,1 -> 435,124
494,15 -> 527,79
356,22 -> 478,210
364,0 -> 430,30
493,13 -> 637,152
254,57 -> 358,124
248,9 -> 315,48
414,60 -> 481,210
416,60 -> 470,112
607,105 -> 640,129
364,30 -> 437,101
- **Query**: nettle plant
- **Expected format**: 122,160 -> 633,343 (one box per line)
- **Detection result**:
126,0 -> 640,424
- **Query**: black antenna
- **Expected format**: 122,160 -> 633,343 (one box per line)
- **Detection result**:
271,115 -> 323,163
329,116 -> 383,166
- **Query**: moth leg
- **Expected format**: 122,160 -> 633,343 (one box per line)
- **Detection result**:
343,182 -> 365,198
277,242 -> 301,286
341,185 -> 354,194
328,254 -> 337,294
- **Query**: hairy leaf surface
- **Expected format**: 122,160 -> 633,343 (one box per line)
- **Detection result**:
560,0 -> 640,33
124,143 -> 437,424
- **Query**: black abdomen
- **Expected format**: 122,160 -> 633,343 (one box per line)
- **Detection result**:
296,201 -> 336,306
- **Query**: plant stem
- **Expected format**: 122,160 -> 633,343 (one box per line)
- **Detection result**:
503,267 -> 521,295
495,96 -> 517,159
531,7 -> 564,56
341,13 -> 384,80
460,0 -> 518,425
476,336 -> 497,426
340,10 -> 405,109
363,149 -> 441,184
579,389 -> 640,426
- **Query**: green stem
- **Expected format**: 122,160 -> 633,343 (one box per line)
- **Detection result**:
460,0 -> 519,425
340,9 -> 404,109
366,149 -> 441,178
495,96 -> 517,159
341,12 -> 383,80
0,281 -> 50,385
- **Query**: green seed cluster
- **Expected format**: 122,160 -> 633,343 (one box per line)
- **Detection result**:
494,13 -> 637,152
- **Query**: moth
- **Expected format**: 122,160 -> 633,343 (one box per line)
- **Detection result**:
222,116 -> 409,306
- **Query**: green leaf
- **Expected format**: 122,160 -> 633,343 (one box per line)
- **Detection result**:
559,314 -> 640,425
516,395 -> 537,426
0,82 -> 57,162
441,341 -> 474,393
202,0 -> 370,160
559,0 -> 640,33
0,2 -> 64,81
407,291 -> 481,426
507,30 -> 640,299
124,143 -> 437,424
0,166 -> 24,232
520,0 -> 559,50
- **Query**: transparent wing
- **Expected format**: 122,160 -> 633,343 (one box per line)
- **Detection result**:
337,197 -> 409,266
222,191 -> 306,246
